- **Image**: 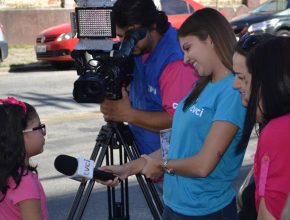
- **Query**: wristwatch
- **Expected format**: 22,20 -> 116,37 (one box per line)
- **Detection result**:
162,159 -> 175,175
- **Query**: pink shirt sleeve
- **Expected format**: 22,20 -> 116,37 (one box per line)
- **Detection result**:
9,172 -> 49,220
10,172 -> 41,204
254,114 -> 290,219
159,60 -> 199,117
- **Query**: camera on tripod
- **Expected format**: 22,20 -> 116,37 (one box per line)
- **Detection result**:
65,2 -> 164,219
70,1 -> 147,103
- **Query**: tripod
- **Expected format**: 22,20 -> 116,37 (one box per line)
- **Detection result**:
67,122 -> 164,220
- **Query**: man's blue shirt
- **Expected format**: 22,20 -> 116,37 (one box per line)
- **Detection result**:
129,25 -> 184,154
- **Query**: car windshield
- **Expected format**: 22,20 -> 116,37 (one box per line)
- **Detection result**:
160,0 -> 193,15
251,0 -> 289,13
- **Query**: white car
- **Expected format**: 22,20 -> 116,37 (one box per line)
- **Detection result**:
0,23 -> 8,62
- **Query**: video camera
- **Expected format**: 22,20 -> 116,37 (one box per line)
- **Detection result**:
71,0 -> 147,103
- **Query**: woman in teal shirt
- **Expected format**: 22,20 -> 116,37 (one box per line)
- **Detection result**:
99,8 -> 246,220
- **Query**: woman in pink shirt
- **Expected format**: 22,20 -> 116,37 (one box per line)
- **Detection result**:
0,97 -> 49,220
237,36 -> 290,220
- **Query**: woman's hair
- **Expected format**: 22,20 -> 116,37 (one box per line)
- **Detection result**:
235,33 -> 275,57
239,36 -> 290,148
234,33 -> 274,149
0,102 -> 38,201
178,8 -> 236,110
112,0 -> 169,34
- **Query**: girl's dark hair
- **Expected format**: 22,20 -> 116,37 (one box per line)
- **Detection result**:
178,8 -> 236,110
239,37 -> 290,148
112,0 -> 169,34
0,102 -> 38,201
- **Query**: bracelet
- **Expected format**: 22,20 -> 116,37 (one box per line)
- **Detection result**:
162,159 -> 175,175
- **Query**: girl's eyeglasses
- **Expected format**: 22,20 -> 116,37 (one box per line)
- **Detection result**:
23,124 -> 46,136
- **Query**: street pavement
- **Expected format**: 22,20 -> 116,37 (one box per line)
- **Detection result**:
0,67 -> 257,220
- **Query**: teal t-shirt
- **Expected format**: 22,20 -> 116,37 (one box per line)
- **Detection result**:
163,73 -> 246,216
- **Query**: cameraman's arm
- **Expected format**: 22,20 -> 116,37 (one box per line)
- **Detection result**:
127,109 -> 172,132
101,61 -> 198,132
101,88 -> 171,132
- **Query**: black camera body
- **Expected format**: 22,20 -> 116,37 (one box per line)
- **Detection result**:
72,27 -> 147,103
72,49 -> 134,103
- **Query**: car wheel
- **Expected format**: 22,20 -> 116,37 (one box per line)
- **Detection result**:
51,61 -> 75,70
276,29 -> 290,37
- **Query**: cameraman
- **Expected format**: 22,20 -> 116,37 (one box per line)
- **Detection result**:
101,0 -> 198,156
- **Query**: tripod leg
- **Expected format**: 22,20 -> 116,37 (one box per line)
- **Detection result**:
74,145 -> 110,220
108,141 -> 130,220
122,131 -> 164,212
67,124 -> 115,220
113,124 -> 164,219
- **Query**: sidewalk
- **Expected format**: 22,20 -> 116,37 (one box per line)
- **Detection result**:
0,46 -> 55,74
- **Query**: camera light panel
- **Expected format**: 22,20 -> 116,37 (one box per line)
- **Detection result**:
76,7 -> 116,38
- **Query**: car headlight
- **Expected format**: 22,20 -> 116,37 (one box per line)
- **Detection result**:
248,18 -> 279,32
56,32 -> 75,41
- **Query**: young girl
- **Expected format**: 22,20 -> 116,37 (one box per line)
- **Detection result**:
0,97 -> 48,220
98,8 -> 246,219
237,37 -> 290,220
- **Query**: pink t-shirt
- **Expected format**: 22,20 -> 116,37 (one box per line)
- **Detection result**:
254,113 -> 290,219
0,171 -> 49,220
159,60 -> 199,116
141,53 -> 199,117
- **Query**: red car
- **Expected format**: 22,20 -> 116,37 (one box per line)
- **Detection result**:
35,0 -> 204,69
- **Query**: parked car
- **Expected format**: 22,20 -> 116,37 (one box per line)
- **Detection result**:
0,23 -> 8,63
35,23 -> 78,69
161,0 -> 204,28
35,0 -> 204,69
231,0 -> 290,37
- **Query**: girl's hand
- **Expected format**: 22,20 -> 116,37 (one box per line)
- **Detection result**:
141,154 -> 164,181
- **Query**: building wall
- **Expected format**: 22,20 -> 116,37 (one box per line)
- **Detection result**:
0,0 -> 75,8
0,9 -> 73,44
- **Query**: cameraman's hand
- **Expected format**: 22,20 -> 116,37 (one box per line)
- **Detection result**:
141,154 -> 164,181
101,87 -> 133,122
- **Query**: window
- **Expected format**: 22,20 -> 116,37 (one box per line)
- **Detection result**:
251,0 -> 288,13
160,0 -> 193,15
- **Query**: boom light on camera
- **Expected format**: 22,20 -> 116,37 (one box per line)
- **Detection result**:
61,2 -> 163,220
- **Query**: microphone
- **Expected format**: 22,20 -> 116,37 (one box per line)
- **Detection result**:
54,154 -> 118,182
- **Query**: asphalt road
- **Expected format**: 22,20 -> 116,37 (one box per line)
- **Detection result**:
0,67 -> 257,220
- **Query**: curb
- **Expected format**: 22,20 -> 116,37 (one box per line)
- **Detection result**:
0,68 -> 10,75
0,62 -> 76,75
0,63 -> 56,74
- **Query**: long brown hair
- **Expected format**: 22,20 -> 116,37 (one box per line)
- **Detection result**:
178,8 -> 236,110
